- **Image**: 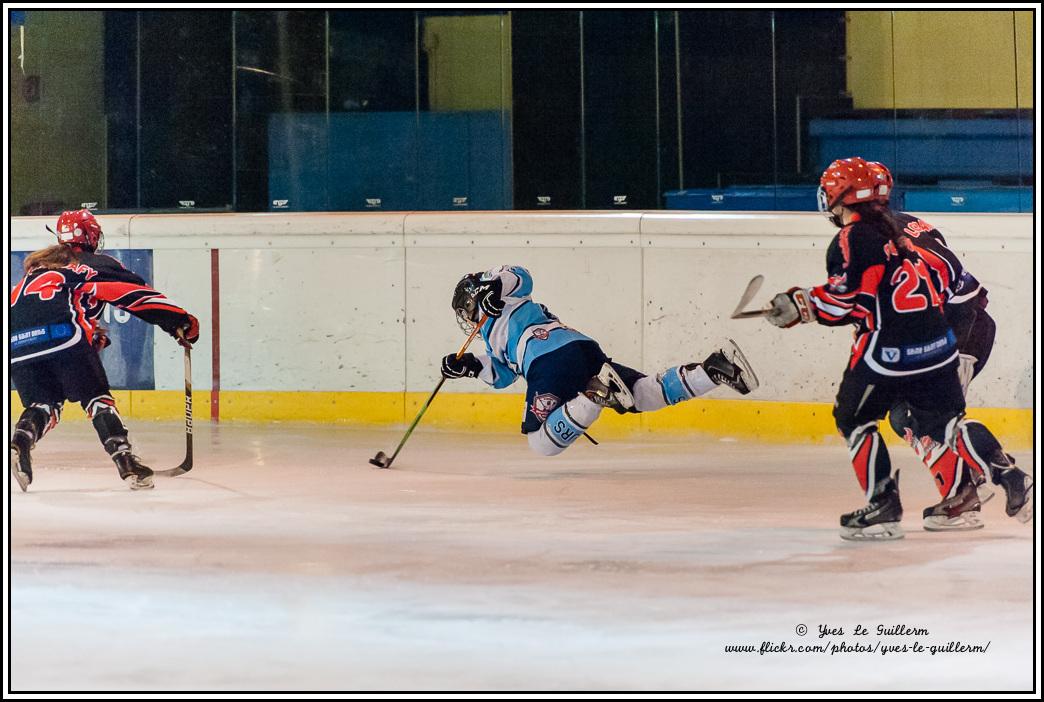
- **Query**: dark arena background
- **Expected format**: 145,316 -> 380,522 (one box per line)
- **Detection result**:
5,6 -> 1038,695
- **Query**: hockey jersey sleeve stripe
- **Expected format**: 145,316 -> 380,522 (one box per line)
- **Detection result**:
503,266 -> 534,300
125,301 -> 188,314
859,263 -> 885,296
10,277 -> 26,306
91,281 -> 160,304
948,286 -> 982,304
70,289 -> 94,340
809,289 -> 853,318
817,286 -> 859,303
109,290 -> 163,307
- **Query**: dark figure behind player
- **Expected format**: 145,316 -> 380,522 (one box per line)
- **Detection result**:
765,158 -> 1032,540
865,162 -> 1001,530
10,209 -> 200,491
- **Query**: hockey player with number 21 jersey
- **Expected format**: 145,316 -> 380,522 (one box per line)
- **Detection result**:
10,209 -> 200,492
766,158 -> 1032,541
443,265 -> 759,456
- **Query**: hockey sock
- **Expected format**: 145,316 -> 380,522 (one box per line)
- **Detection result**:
632,365 -> 717,412
847,425 -> 892,500
529,394 -> 602,456
949,419 -> 1010,484
924,447 -> 961,499
88,397 -> 132,456
16,404 -> 62,444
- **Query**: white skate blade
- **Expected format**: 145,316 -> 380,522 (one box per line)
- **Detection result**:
724,338 -> 759,393
840,522 -> 904,541
124,475 -> 155,491
11,447 -> 30,493
1012,482 -> 1033,524
596,363 -> 634,411
923,512 -> 984,532
977,484 -> 995,504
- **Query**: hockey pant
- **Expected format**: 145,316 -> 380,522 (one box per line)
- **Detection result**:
524,341 -> 718,456
10,344 -> 132,457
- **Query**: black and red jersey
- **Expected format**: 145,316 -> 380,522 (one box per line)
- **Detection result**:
10,251 -> 191,364
808,214 -> 958,376
890,212 -> 984,306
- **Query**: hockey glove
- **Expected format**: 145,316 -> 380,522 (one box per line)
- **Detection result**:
174,314 -> 200,348
441,352 -> 483,380
474,278 -> 505,318
91,326 -> 111,351
767,287 -> 813,328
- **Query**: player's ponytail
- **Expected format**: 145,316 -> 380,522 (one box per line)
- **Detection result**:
849,201 -> 907,250
24,243 -> 78,273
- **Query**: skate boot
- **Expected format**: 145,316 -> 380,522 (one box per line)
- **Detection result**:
993,458 -> 1033,523
113,452 -> 155,490
923,468 -> 983,532
10,428 -> 34,492
840,473 -> 904,541
973,471 -> 996,505
584,363 -> 635,414
698,339 -> 759,395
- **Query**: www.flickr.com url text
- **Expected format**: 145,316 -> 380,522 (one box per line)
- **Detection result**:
724,640 -> 991,656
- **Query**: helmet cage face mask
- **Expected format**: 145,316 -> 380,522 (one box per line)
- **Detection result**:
817,185 -> 845,228
452,278 -> 481,335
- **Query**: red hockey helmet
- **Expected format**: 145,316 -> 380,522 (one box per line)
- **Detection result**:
55,209 -> 104,252
865,161 -> 893,203
817,157 -> 891,213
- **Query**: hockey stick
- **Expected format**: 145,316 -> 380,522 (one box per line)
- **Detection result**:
154,340 -> 193,477
730,274 -> 772,319
369,316 -> 489,469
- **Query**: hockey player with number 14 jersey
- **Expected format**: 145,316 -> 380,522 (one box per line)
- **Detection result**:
10,209 -> 199,491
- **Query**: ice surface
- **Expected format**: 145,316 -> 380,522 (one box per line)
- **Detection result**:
8,421 -> 1035,691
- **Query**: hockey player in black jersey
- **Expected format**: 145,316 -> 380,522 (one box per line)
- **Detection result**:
9,209 -> 199,491
765,158 -> 1031,540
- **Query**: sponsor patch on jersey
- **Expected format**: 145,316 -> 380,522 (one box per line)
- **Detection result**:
531,393 -> 560,422
828,272 -> 848,292
882,347 -> 901,363
532,327 -> 549,340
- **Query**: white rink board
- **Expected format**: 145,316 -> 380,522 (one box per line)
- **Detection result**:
152,249 -> 213,391
219,248 -> 406,392
9,211 -> 1033,407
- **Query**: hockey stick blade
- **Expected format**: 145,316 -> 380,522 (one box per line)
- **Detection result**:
368,315 -> 488,470
731,307 -> 773,319
730,274 -> 764,319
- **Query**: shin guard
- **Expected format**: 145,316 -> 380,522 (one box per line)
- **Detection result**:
530,394 -> 602,456
847,424 -> 891,500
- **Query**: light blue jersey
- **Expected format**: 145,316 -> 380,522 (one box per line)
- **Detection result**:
474,266 -> 594,389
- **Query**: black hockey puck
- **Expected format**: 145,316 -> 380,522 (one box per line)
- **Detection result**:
368,451 -> 390,468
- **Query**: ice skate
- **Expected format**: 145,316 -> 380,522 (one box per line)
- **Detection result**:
840,473 -> 904,541
698,339 -> 759,395
973,474 -> 996,505
923,469 -> 983,532
10,429 -> 34,493
994,462 -> 1033,523
584,363 -> 635,413
113,452 -> 155,490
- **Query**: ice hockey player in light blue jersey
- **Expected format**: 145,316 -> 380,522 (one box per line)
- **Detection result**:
442,265 -> 759,456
